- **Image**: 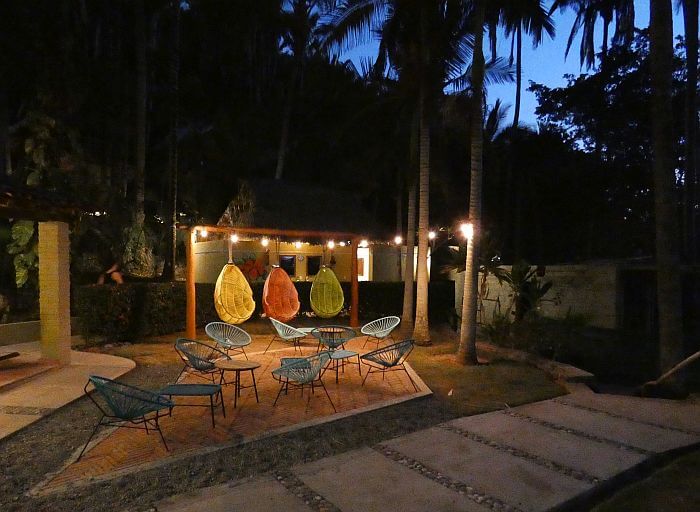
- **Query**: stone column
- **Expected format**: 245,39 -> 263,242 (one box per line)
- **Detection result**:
38,221 -> 71,364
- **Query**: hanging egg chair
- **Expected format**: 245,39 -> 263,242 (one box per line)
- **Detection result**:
310,266 -> 344,318
214,239 -> 255,324
262,266 -> 300,323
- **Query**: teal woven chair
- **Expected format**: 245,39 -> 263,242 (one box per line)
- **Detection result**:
175,338 -> 230,384
360,339 -> 419,392
205,322 -> 251,359
78,375 -> 173,460
271,352 -> 335,412
361,316 -> 400,348
265,318 -> 308,354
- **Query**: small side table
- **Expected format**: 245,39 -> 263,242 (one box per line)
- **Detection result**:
329,349 -> 362,383
159,383 -> 224,428
215,359 -> 260,408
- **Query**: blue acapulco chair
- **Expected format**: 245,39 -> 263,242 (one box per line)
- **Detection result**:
360,339 -> 419,392
271,351 -> 335,412
205,322 -> 252,360
174,338 -> 230,384
360,316 -> 400,349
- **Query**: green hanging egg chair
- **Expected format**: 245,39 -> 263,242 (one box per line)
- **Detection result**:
214,263 -> 255,324
310,266 -> 344,318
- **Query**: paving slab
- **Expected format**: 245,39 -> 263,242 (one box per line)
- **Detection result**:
556,394 -> 700,434
294,447 -> 487,512
513,400 -> 700,453
384,427 -> 590,511
446,410 -> 646,480
155,475 -> 311,512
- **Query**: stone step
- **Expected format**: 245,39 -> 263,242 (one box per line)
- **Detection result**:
383,427 -> 591,511
513,400 -> 700,453
294,447 -> 487,512
445,410 -> 645,480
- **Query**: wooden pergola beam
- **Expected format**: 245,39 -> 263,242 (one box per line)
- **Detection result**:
182,224 -> 362,338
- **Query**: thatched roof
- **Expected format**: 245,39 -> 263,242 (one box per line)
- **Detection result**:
218,180 -> 383,236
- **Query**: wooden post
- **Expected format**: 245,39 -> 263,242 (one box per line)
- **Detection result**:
186,227 -> 196,338
350,238 -> 359,327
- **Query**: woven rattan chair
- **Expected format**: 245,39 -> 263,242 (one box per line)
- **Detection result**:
205,322 -> 251,359
360,316 -> 400,348
360,339 -> 419,392
271,352 -> 335,412
214,263 -> 255,324
78,375 -> 173,460
263,267 -> 300,323
310,266 -> 344,318
175,338 -> 230,383
265,318 -> 308,353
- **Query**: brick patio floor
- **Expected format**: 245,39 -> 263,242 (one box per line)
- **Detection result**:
37,334 -> 428,494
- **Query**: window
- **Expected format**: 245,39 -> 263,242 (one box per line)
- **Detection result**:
307,255 -> 322,276
279,255 -> 296,276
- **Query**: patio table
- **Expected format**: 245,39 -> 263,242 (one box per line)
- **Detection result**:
214,359 -> 260,408
329,349 -> 362,383
310,325 -> 356,352
159,383 -> 224,428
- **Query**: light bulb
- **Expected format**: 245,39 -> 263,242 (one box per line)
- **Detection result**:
199,228 -> 208,238
327,240 -> 335,250
261,237 -> 269,247
428,231 -> 436,240
394,236 -> 402,245
230,233 -> 238,243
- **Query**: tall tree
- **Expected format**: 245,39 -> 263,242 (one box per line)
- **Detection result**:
457,0 -> 486,365
551,0 -> 635,69
679,0 -> 699,261
649,0 -> 685,374
134,0 -> 147,232
490,1 -> 554,127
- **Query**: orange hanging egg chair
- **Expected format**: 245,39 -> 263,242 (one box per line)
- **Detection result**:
262,266 -> 300,323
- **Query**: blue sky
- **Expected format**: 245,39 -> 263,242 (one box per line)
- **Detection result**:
341,3 -> 686,127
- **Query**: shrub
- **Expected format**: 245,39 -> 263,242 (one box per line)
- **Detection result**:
74,280 -> 455,343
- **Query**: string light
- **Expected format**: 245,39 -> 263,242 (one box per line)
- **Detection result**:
394,236 -> 403,245
339,241 -> 346,247
230,233 -> 238,243
294,241 -> 302,249
261,237 -> 269,248
428,231 -> 436,240
199,228 -> 208,238
359,239 -> 369,248
327,240 -> 335,250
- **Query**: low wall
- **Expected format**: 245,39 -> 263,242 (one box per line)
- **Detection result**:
454,264 -> 620,330
0,318 -> 81,347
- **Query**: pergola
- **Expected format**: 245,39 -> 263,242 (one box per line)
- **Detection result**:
180,224 -> 364,338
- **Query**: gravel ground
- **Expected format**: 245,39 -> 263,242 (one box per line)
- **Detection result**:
0,329 -> 565,512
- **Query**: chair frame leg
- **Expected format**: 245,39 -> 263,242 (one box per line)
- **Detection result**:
77,414 -> 105,461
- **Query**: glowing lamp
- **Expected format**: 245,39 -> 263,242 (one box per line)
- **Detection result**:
394,236 -> 403,245
199,228 -> 208,238
428,231 -> 436,240
327,240 -> 335,250
359,239 -> 369,248
230,233 -> 238,243
261,237 -> 269,247
294,241 -> 302,249
460,222 -> 474,240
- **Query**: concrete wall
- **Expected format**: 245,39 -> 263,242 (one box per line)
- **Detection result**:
454,264 -> 620,329
0,319 -> 81,347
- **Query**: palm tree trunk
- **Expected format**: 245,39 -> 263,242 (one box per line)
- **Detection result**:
457,0 -> 486,365
402,179 -> 417,328
649,0 -> 685,375
396,168 -> 404,280
163,0 -> 180,280
512,24 -> 522,128
413,86 -> 431,345
682,0 -> 698,261
275,67 -> 298,180
134,0 -> 146,229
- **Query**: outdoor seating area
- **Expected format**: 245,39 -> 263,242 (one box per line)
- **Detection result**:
37,322 -> 427,496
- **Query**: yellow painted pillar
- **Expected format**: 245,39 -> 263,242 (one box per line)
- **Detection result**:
38,221 -> 72,364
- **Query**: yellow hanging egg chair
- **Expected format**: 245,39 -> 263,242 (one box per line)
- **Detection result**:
214,263 -> 255,324
310,266 -> 344,318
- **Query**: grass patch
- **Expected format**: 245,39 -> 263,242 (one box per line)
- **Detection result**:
593,448 -> 700,512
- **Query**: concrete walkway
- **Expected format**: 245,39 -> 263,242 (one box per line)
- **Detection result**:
155,388 -> 700,512
0,342 -> 135,440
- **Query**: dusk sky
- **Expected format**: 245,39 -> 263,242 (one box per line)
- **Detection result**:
342,3 -> 687,127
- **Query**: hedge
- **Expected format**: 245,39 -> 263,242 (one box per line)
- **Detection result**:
74,280 -> 454,343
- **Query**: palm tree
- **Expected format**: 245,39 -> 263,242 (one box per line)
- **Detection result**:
490,1 -> 554,128
649,0 -> 685,375
457,0 -> 486,365
551,0 -> 635,69
678,0 -> 698,261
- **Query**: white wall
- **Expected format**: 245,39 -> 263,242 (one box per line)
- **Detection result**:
454,264 -> 620,329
